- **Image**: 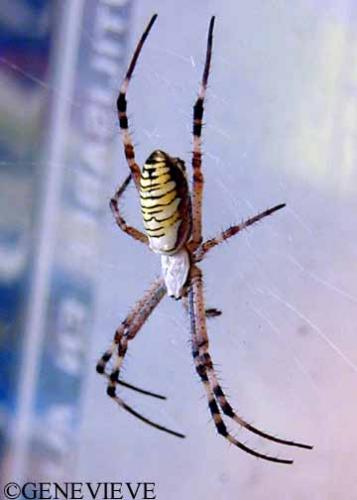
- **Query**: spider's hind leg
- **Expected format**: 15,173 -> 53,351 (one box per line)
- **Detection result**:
188,264 -> 312,464
97,345 -> 165,400
95,271 -> 154,375
97,277 -> 185,439
97,277 -> 165,381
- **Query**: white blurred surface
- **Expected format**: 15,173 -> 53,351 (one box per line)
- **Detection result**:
76,1 -> 357,498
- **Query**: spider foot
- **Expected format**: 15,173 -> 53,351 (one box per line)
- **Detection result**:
105,376 -> 185,439
212,381 -> 313,451
205,307 -> 222,318
101,369 -> 167,400
208,397 -> 294,464
117,379 -> 167,400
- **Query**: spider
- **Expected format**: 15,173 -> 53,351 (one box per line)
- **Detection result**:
96,14 -> 313,464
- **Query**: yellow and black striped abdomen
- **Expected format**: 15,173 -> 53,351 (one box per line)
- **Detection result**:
140,150 -> 191,255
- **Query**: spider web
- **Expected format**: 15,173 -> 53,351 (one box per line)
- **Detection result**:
2,0 -> 357,498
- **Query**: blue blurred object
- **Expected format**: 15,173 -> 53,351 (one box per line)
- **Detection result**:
0,0 -> 54,475
0,0 -> 134,482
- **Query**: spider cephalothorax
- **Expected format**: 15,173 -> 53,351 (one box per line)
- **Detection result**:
97,14 -> 313,464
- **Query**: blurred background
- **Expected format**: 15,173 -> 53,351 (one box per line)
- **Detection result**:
1,0 -> 357,498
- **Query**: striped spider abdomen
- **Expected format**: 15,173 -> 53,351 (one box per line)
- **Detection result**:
140,149 -> 191,256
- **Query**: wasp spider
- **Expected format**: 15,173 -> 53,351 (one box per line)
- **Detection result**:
96,14 -> 313,464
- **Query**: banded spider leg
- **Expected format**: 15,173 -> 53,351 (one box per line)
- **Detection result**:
96,277 -> 185,439
188,265 -> 313,464
190,17 -> 215,250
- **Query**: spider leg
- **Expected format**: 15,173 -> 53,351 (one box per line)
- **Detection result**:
199,347 -> 312,450
195,203 -> 286,261
108,278 -> 166,379
116,379 -> 166,400
110,173 -> 148,245
96,277 -> 162,374
110,392 -> 185,439
188,265 -> 312,463
97,339 -> 165,398
117,14 -> 158,188
182,296 -> 221,319
205,307 -> 222,318
190,16 -> 215,250
97,277 -> 185,438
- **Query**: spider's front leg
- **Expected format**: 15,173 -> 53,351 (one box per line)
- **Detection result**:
116,15 -> 158,188
110,173 -> 148,245
97,277 -> 185,438
190,17 -> 215,251
112,14 -> 159,245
